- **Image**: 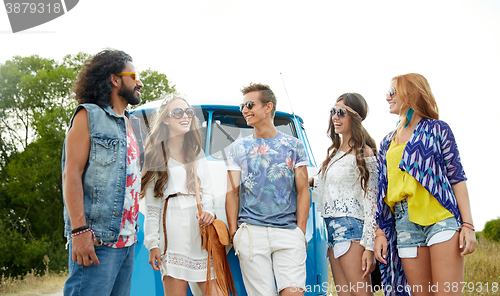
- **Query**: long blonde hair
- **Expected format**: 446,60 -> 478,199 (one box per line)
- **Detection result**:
392,73 -> 439,141
140,97 -> 202,199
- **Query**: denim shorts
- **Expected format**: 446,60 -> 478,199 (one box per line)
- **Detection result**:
394,199 -> 460,249
325,216 -> 363,247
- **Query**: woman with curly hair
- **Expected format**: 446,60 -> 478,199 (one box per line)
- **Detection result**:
141,97 -> 222,295
374,73 -> 476,296
312,93 -> 378,296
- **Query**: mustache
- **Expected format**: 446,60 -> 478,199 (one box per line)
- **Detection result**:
134,87 -> 140,91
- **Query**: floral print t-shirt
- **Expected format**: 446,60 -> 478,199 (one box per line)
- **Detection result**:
226,132 -> 309,229
104,119 -> 141,248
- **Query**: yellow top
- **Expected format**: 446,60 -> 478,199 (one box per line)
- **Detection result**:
385,140 -> 453,226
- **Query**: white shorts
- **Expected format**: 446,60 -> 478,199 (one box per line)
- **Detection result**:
233,223 -> 307,295
333,241 -> 351,258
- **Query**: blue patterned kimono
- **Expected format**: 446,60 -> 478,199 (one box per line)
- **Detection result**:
376,118 -> 467,296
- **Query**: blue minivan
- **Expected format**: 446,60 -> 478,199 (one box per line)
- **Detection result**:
129,99 -> 329,295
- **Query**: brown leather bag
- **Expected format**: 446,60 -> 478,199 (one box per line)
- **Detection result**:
194,161 -> 236,296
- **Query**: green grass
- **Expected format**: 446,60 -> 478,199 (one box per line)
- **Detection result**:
0,255 -> 66,296
463,236 -> 500,295
0,269 -> 67,296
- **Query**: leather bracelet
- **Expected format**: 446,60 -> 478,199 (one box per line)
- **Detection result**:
462,221 -> 474,228
71,228 -> 91,237
230,231 -> 236,245
71,228 -> 97,242
71,225 -> 89,234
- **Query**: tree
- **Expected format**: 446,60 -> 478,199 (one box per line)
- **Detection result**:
0,52 -> 176,277
483,217 -> 500,242
135,68 -> 177,107
0,54 -> 78,276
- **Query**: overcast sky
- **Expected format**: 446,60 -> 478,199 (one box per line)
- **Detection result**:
1,0 -> 499,230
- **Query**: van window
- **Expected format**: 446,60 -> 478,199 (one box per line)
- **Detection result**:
209,111 -> 296,160
195,110 -> 209,151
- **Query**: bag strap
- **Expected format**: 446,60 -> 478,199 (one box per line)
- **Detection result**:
162,196 -> 171,255
193,160 -> 203,216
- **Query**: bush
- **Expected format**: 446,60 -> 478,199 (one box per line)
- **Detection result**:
483,217 -> 500,242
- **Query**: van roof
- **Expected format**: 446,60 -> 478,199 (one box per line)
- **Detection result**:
132,100 -> 304,124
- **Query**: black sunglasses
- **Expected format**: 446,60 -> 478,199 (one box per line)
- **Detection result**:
166,107 -> 195,119
239,101 -> 256,112
388,87 -> 397,98
330,107 -> 348,119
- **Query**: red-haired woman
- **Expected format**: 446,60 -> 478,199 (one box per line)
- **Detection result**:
374,73 -> 476,296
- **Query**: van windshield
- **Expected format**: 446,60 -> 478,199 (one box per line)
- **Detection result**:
209,111 -> 297,160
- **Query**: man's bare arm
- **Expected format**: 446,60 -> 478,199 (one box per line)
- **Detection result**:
225,170 -> 241,242
294,166 -> 310,234
63,109 -> 99,266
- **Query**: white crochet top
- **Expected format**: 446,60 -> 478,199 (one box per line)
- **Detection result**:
314,150 -> 378,251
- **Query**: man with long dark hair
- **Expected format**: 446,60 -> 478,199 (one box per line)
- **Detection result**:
62,49 -> 144,295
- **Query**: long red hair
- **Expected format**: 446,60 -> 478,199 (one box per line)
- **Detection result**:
392,73 -> 439,139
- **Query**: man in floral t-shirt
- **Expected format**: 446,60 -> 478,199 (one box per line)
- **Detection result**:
226,83 -> 310,296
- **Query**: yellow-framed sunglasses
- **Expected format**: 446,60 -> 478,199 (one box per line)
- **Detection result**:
115,72 -> 141,84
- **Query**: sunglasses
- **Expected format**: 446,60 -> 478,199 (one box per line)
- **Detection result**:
116,71 -> 141,84
166,107 -> 195,119
239,101 -> 256,112
388,87 -> 396,98
330,107 -> 348,119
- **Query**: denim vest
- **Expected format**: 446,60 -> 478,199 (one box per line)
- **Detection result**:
62,104 -> 144,244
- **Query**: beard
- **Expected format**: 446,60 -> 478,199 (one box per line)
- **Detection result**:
118,84 -> 141,106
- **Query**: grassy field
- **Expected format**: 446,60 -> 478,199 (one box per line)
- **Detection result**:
1,237 -> 499,295
463,236 -> 500,295
0,270 -> 67,296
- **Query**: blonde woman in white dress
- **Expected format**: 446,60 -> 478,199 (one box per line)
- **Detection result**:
141,97 -> 221,296
312,93 -> 378,296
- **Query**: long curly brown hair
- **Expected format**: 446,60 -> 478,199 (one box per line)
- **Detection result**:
73,49 -> 132,107
140,97 -> 202,199
318,93 -> 377,194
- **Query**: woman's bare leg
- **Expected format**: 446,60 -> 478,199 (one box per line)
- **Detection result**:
198,279 -> 224,296
429,232 -> 464,296
163,276 -> 188,296
401,247 -> 433,296
329,247 -> 352,296
337,242 -> 374,296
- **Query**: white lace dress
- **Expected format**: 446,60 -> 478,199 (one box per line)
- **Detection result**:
314,150 -> 378,251
143,152 -> 215,282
